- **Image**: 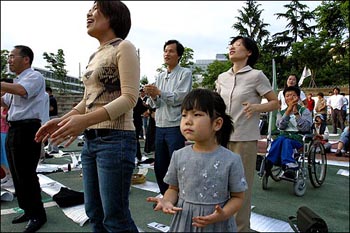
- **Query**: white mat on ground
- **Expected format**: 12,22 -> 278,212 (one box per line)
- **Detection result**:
143,209 -> 294,232
47,150 -> 71,158
132,181 -> 160,193
250,211 -> 294,232
328,160 -> 349,167
337,169 -> 349,177
37,152 -> 82,173
38,174 -> 88,226
132,168 -> 160,193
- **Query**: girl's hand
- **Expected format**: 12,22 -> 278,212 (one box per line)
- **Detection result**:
146,197 -> 182,214
192,205 -> 227,228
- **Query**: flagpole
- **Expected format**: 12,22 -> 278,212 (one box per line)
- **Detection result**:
267,59 -> 277,141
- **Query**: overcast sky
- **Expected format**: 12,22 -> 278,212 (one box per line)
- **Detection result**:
1,1 -> 321,83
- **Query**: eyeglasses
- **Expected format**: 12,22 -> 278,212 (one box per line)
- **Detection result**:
7,55 -> 25,60
227,41 -> 242,49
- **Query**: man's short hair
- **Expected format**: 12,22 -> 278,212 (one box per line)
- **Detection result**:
283,86 -> 301,97
1,78 -> 13,83
163,40 -> 185,62
46,87 -> 53,93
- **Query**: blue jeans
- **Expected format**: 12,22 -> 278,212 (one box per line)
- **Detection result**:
340,126 -> 349,148
154,126 -> 185,194
266,136 -> 302,167
81,130 -> 138,232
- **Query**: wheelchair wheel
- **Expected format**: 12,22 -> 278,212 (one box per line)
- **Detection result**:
308,141 -> 327,188
262,173 -> 268,190
294,177 -> 307,196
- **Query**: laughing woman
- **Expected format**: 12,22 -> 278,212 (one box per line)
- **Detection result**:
35,1 -> 140,232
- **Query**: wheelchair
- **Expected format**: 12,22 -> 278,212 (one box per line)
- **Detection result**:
257,132 -> 327,197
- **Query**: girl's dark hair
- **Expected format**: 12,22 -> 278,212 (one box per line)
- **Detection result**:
181,88 -> 233,147
230,36 -> 259,67
317,92 -> 324,98
163,40 -> 185,62
97,1 -> 131,39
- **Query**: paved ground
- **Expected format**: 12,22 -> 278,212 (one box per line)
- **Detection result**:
1,129 -> 349,232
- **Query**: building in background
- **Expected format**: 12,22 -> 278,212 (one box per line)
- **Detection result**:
191,53 -> 228,84
34,67 -> 83,94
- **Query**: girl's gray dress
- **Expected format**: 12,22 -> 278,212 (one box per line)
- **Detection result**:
164,145 -> 248,232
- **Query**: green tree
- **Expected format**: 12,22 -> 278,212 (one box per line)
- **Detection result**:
1,49 -> 15,80
290,37 -> 332,87
232,0 -> 270,46
43,49 -> 68,93
315,1 -> 348,41
201,60 -> 232,90
314,0 -> 349,66
272,0 -> 316,55
140,75 -> 149,86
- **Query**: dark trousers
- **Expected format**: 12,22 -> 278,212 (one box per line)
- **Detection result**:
332,109 -> 344,133
6,121 -> 46,220
154,126 -> 185,194
135,122 -> 143,161
144,116 -> 155,153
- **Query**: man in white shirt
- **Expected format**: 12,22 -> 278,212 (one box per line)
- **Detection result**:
328,87 -> 344,134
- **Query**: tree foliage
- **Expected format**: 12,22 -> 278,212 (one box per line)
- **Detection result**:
140,75 -> 149,86
315,0 -> 348,41
1,50 -> 16,80
272,0 -> 316,55
232,0 -> 270,46
291,37 -> 332,87
43,49 -> 68,93
201,60 -> 232,90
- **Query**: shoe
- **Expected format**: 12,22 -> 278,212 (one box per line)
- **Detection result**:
45,153 -> 54,159
283,169 -> 296,179
12,213 -> 29,224
335,150 -> 342,157
23,218 -> 47,232
49,151 -> 59,155
286,162 -> 298,169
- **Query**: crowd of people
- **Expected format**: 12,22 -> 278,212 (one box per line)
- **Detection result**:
1,1 -> 349,232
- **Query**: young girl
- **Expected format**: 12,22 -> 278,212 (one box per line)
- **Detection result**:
147,88 -> 247,232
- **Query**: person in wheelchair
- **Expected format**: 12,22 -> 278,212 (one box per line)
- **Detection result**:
312,114 -> 331,153
266,86 -> 313,179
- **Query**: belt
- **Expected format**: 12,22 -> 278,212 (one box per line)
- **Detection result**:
8,119 -> 41,127
84,129 -> 115,140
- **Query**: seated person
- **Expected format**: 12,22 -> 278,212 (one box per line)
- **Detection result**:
312,114 -> 331,152
266,86 -> 312,178
335,126 -> 349,157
